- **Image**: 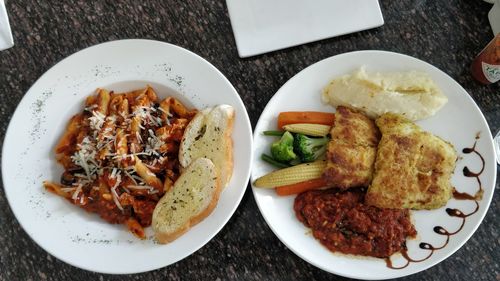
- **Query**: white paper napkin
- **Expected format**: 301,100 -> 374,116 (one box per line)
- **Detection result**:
0,0 -> 14,51
226,0 -> 384,58
489,0 -> 500,35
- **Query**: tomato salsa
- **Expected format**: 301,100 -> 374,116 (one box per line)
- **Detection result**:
294,189 -> 416,258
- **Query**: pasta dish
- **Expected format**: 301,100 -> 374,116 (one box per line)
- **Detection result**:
43,86 -> 197,238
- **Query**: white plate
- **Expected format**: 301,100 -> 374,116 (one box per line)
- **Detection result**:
251,50 -> 497,280
2,39 -> 253,274
226,0 -> 384,58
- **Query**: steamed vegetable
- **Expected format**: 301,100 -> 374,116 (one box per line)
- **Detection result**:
254,160 -> 327,188
294,134 -> 329,162
282,123 -> 331,137
270,131 -> 297,163
261,154 -> 291,169
275,178 -> 327,196
277,111 -> 335,129
263,130 -> 285,136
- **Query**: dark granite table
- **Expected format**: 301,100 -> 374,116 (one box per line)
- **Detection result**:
0,1 -> 498,280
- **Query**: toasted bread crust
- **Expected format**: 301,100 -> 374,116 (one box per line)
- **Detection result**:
222,108 -> 234,186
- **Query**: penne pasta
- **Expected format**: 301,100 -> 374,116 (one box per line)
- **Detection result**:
170,97 -> 189,118
117,97 -> 129,123
163,177 -> 173,193
133,156 -> 163,191
125,217 -> 145,239
55,114 -> 84,154
115,128 -> 128,165
129,116 -> 142,154
108,94 -> 124,116
145,86 -> 158,103
97,116 -> 116,161
124,88 -> 147,104
159,97 -> 172,122
46,86 -> 196,239
96,88 -> 111,116
43,181 -> 72,198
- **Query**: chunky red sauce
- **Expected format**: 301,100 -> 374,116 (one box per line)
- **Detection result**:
79,187 -> 157,226
294,189 -> 416,258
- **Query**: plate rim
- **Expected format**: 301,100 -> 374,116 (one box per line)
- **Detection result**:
250,49 -> 497,280
1,39 -> 254,274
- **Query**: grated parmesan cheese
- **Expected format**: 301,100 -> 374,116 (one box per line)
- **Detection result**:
72,184 -> 82,201
111,173 -> 123,211
127,185 -> 154,190
89,110 -> 106,131
54,89 -> 194,230
157,107 -> 173,126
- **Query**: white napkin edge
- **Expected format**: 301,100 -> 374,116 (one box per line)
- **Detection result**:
0,0 -> 14,51
489,0 -> 500,35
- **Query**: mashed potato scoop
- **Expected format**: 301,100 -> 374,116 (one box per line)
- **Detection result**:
322,67 -> 448,121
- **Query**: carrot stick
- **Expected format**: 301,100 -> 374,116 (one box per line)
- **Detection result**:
275,178 -> 327,196
277,111 -> 335,129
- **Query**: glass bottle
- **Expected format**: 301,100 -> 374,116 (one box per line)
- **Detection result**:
471,34 -> 500,84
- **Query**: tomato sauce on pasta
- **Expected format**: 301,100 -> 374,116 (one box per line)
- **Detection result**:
44,86 -> 197,239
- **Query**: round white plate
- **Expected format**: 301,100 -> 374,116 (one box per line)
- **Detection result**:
2,39 -> 253,274
251,50 -> 496,280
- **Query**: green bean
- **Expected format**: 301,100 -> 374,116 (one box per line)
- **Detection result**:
261,154 -> 291,168
263,130 -> 285,136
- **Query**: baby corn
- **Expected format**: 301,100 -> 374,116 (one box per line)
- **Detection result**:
282,123 -> 331,137
254,160 -> 327,188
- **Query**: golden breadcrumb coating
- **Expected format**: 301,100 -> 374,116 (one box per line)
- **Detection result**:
365,113 -> 457,210
322,106 -> 380,189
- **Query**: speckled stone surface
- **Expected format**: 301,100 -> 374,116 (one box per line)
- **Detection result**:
0,0 -> 498,280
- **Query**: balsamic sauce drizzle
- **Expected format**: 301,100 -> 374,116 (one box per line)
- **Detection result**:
386,134 -> 484,269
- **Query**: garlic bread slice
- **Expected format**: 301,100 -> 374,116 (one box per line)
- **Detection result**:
152,158 -> 221,243
179,105 -> 235,187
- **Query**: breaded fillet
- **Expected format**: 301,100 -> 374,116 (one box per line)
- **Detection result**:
322,106 -> 380,189
365,113 -> 457,210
